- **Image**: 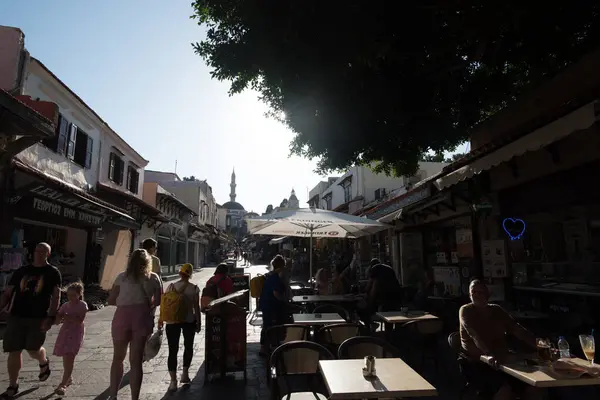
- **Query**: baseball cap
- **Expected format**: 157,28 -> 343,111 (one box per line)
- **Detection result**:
179,263 -> 193,276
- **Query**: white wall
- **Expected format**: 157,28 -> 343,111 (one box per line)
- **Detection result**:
313,162 -> 447,212
19,60 -> 101,189
97,126 -> 148,197
217,207 -> 227,230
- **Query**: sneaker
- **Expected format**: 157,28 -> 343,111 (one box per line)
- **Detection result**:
168,380 -> 178,392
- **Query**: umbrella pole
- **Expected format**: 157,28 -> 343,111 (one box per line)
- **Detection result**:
309,229 -> 314,281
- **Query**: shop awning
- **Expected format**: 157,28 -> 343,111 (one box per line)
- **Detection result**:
11,160 -> 136,227
269,236 -> 289,245
95,182 -> 161,218
435,101 -> 600,191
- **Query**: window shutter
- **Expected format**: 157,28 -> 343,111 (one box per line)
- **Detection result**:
117,158 -> 125,185
132,170 -> 139,194
67,123 -> 77,160
108,153 -> 115,181
85,137 -> 94,169
56,117 -> 69,155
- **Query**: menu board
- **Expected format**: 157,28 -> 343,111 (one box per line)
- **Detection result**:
482,240 -> 507,278
432,266 -> 462,297
229,274 -> 251,310
204,301 -> 247,381
455,228 -> 474,259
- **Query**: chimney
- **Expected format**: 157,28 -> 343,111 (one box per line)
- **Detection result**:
0,26 -> 29,94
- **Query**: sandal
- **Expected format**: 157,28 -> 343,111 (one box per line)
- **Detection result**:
3,385 -> 19,398
55,384 -> 67,396
38,359 -> 51,382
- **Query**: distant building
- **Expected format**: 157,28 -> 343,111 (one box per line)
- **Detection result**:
221,168 -> 247,242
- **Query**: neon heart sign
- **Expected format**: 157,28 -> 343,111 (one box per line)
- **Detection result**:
502,218 -> 526,241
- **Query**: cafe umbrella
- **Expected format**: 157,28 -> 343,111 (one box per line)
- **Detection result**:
245,207 -> 390,278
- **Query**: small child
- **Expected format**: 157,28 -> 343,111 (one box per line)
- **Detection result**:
53,282 -> 88,396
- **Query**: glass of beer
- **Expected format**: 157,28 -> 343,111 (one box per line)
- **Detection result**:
579,334 -> 595,366
536,338 -> 552,363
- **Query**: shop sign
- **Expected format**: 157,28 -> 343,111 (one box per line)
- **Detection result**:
32,197 -> 105,226
29,185 -> 109,215
502,217 -> 526,241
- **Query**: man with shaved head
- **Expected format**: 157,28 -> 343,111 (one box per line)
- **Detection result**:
0,242 -> 62,397
460,280 -> 539,400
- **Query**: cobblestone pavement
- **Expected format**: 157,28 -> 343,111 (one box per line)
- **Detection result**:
0,262 -> 269,399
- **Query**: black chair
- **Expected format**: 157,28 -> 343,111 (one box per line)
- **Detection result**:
313,304 -> 350,321
401,318 -> 444,370
269,341 -> 333,400
315,323 -> 363,355
448,332 -> 493,399
264,325 -> 311,384
338,336 -> 400,359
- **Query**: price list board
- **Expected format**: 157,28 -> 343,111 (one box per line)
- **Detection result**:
204,297 -> 247,383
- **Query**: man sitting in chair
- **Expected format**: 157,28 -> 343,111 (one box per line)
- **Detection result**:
460,280 -> 541,400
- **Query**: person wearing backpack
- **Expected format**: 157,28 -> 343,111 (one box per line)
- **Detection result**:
258,255 -> 288,357
157,264 -> 201,392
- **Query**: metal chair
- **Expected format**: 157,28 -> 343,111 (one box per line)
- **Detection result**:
269,341 -> 333,400
401,318 -> 444,370
338,336 -> 400,359
315,323 -> 363,356
264,324 -> 310,384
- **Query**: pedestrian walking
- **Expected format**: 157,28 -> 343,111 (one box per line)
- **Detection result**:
158,264 -> 201,391
142,238 -> 163,285
107,249 -> 162,400
0,242 -> 62,398
53,281 -> 88,396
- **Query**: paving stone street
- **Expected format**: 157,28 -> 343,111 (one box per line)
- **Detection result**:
0,264 -> 269,400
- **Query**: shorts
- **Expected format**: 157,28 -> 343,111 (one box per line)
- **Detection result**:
462,359 -> 527,396
3,317 -> 47,352
111,304 -> 154,342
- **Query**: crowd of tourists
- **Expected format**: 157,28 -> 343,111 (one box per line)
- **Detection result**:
0,240 -> 237,399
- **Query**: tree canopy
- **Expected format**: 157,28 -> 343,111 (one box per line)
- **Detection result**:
183,176 -> 197,181
192,1 -> 600,176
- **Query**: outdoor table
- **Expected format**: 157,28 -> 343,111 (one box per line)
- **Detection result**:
319,358 -> 437,399
480,355 -> 600,388
293,313 -> 346,326
376,311 -> 438,325
509,310 -> 550,320
291,294 -> 363,303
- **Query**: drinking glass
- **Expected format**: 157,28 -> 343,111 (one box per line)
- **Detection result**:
536,338 -> 552,363
579,335 -> 595,366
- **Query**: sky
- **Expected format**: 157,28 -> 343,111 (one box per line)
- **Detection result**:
1,0 -> 466,214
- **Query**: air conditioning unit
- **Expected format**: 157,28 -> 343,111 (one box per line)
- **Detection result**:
374,188 -> 387,200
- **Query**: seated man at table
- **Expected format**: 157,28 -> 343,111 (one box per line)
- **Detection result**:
460,280 -> 540,400
357,259 -> 403,326
259,255 -> 289,356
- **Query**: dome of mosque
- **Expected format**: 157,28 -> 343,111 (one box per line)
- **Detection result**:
222,201 -> 245,210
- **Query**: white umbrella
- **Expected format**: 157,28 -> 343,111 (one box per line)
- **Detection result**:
246,208 -> 390,278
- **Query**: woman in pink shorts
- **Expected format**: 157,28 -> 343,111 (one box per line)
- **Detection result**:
106,249 -> 162,400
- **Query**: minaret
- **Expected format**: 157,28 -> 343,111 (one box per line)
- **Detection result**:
229,168 -> 236,202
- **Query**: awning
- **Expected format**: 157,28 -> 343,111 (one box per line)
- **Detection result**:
269,236 -> 289,245
10,160 -> 135,227
435,101 -> 599,190
95,182 -> 161,217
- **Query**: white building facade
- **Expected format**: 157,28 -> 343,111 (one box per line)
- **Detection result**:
3,55 -> 145,289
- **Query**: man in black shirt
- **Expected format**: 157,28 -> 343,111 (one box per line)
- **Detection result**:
0,242 -> 62,397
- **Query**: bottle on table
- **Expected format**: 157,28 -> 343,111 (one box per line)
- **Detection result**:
558,336 -> 570,359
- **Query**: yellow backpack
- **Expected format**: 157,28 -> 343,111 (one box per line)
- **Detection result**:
159,283 -> 189,323
250,274 -> 266,298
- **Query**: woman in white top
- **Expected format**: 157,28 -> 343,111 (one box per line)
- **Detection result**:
158,263 -> 201,391
107,249 -> 162,400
